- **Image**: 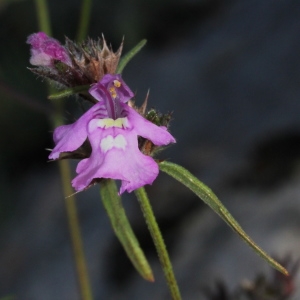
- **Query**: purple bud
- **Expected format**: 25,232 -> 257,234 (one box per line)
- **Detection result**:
27,32 -> 71,67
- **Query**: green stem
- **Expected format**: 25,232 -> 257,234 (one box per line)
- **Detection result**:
135,187 -> 182,300
76,0 -> 93,42
34,1 -> 93,298
34,0 -> 52,35
48,85 -> 90,99
58,160 -> 93,300
51,101 -> 94,300
100,180 -> 154,282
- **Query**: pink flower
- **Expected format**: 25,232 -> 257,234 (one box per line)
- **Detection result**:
49,74 -> 175,194
27,32 -> 71,67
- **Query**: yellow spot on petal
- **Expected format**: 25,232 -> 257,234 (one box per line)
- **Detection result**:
97,117 -> 128,128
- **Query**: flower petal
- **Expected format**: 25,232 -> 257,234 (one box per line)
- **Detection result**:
91,74 -> 134,103
72,124 -> 159,193
124,104 -> 176,146
49,102 -> 107,159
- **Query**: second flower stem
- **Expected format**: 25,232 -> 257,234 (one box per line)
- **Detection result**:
58,160 -> 93,300
34,0 -> 93,298
76,0 -> 92,42
34,0 -> 52,36
135,187 -> 182,300
52,101 -> 93,300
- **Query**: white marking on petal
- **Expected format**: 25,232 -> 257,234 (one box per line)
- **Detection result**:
88,119 -> 99,132
100,134 -> 127,153
122,117 -> 129,128
100,135 -> 114,152
30,53 -> 52,66
114,134 -> 127,150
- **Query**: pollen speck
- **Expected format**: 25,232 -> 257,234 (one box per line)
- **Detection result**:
109,86 -> 117,98
113,80 -> 121,88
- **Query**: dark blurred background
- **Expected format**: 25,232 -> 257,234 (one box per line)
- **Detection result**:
1,0 -> 300,299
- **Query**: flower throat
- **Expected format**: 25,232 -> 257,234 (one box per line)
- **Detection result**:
105,79 -> 123,120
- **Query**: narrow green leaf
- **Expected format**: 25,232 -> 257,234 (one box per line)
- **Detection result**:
100,179 -> 154,282
48,85 -> 90,99
135,187 -> 182,299
159,161 -> 289,276
116,39 -> 147,74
